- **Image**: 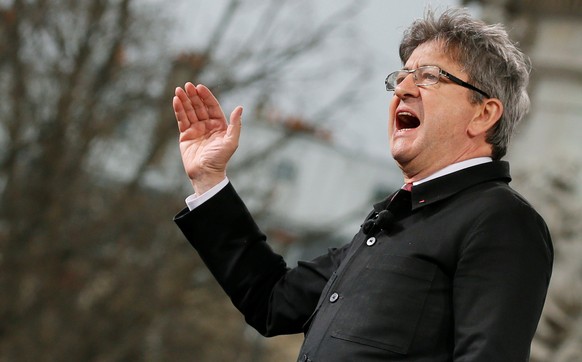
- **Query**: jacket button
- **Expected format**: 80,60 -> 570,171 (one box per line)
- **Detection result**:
366,237 -> 376,246
329,292 -> 339,303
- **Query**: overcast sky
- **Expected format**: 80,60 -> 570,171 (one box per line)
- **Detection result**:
163,0 -> 473,163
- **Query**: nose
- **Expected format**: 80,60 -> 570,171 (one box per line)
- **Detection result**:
394,73 -> 420,99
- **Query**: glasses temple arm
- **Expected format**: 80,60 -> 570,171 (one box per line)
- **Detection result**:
441,70 -> 490,98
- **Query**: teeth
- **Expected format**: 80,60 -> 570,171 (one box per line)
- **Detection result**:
398,112 -> 413,116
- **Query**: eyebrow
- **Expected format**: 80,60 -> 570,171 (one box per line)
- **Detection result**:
402,64 -> 444,70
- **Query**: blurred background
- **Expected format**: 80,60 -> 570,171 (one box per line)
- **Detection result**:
1,0 -> 581,361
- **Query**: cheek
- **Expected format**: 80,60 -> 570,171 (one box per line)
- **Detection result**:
426,112 -> 468,144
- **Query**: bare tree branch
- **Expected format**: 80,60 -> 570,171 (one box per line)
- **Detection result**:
0,1 -> 367,360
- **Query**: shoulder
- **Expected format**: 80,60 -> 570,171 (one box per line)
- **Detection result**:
458,180 -> 538,217
459,181 -> 552,256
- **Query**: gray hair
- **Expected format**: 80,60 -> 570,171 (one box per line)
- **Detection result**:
399,8 -> 531,160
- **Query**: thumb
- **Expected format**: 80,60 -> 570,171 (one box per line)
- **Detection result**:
226,106 -> 243,144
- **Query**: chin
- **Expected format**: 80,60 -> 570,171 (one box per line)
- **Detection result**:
390,150 -> 410,165
390,140 -> 412,159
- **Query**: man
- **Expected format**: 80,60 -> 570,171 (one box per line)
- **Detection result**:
172,8 -> 553,361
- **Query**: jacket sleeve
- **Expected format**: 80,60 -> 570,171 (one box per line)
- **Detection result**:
452,192 -> 553,361
174,182 -> 348,337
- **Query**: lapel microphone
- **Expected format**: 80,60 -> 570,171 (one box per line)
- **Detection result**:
362,189 -> 412,235
362,209 -> 396,235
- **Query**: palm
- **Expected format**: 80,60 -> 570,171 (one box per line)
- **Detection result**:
179,118 -> 228,178
172,83 -> 242,191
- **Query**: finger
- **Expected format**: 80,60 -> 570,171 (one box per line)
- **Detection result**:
172,95 -> 190,133
175,85 -> 200,124
186,83 -> 210,121
196,84 -> 226,121
226,106 -> 243,146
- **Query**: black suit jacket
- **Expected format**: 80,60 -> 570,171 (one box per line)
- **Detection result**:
175,161 -> 553,361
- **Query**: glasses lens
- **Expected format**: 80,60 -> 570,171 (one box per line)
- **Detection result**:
416,66 -> 440,86
386,71 -> 407,91
385,72 -> 397,91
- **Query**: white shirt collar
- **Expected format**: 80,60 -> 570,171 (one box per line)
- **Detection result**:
408,157 -> 493,187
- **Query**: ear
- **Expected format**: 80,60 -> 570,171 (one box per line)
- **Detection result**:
467,98 -> 504,137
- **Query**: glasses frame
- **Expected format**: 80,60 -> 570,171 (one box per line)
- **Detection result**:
385,65 -> 490,99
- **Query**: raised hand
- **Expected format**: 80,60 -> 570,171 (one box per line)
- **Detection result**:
173,83 -> 242,195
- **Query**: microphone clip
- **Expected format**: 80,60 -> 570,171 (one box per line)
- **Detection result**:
362,209 -> 395,236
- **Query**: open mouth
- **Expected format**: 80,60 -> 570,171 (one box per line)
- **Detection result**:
396,112 -> 420,130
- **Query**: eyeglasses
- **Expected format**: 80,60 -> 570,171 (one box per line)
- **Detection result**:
385,65 -> 490,98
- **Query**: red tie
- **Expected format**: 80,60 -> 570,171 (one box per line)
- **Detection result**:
403,183 -> 413,192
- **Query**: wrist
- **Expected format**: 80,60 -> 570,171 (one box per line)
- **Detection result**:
191,172 -> 227,195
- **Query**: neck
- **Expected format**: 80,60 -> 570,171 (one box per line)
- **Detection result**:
400,157 -> 493,185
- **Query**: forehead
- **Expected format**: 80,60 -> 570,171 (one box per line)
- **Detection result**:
404,40 -> 464,73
